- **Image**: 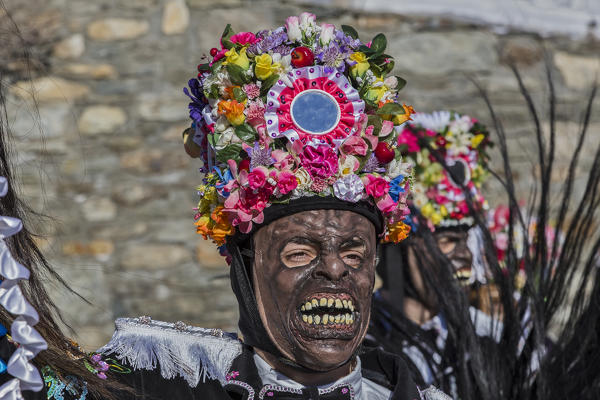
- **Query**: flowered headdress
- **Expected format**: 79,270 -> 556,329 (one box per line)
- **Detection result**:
400,111 -> 491,230
182,13 -> 415,250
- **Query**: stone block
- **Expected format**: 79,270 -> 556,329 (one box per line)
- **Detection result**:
121,243 -> 191,270
87,18 -> 150,41
499,36 -> 543,66
112,184 -> 166,206
53,34 -> 85,59
136,94 -> 189,122
554,52 -> 600,90
10,77 -> 90,103
389,31 -> 498,76
8,102 -> 75,139
196,241 -> 227,269
62,239 -> 115,258
57,63 -> 118,80
78,105 -> 127,135
120,148 -> 190,173
162,0 -> 190,35
81,196 -> 118,222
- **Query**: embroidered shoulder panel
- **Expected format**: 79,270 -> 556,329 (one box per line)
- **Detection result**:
97,317 -> 243,388
420,386 -> 453,400
42,366 -> 88,400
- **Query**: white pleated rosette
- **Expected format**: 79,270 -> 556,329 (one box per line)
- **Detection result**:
0,176 -> 47,397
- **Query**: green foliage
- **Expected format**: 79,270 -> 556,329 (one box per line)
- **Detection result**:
234,123 -> 257,144
216,144 -> 243,163
233,87 -> 247,102
226,64 -> 251,85
377,102 -> 406,115
367,115 -> 383,135
259,73 -> 280,97
341,25 -> 359,40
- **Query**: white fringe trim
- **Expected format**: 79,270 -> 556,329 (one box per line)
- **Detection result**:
98,317 -> 243,387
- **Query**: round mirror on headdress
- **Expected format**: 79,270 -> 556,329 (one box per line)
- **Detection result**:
445,158 -> 471,187
290,90 -> 341,135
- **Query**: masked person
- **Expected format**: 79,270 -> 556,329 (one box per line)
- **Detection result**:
0,14 -> 456,400
367,111 -> 496,391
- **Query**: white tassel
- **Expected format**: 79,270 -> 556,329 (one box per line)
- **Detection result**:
98,317 -> 242,387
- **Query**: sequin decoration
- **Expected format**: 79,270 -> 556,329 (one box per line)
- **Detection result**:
42,366 -> 88,400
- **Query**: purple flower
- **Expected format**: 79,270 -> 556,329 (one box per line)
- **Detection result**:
335,30 -> 361,51
183,78 -> 207,123
362,154 -> 381,173
246,143 -> 274,170
249,28 -> 288,54
318,41 -> 347,73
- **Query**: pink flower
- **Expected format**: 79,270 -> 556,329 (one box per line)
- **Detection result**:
243,83 -> 260,99
341,136 -> 368,156
376,194 -> 396,213
363,175 -> 390,198
286,16 -> 302,42
397,129 -> 420,152
277,170 -> 298,194
272,149 -> 294,170
246,100 -> 266,127
230,32 -> 260,45
380,120 -> 394,137
300,145 -> 339,179
320,23 -> 335,45
247,166 -> 268,189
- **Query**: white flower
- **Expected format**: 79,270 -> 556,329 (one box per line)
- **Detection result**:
215,126 -> 235,150
387,159 -> 412,178
320,23 -> 335,45
383,76 -> 398,89
286,16 -> 302,42
295,167 -> 312,190
214,115 -> 230,133
449,114 -> 473,134
410,111 -> 451,132
299,12 -> 316,30
338,155 -> 359,176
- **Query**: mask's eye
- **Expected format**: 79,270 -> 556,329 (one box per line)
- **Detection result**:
340,250 -> 364,268
281,242 -> 318,268
436,236 -> 458,254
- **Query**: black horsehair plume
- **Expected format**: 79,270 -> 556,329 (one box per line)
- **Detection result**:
372,62 -> 599,400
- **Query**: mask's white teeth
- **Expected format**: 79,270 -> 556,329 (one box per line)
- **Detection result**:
305,302 -> 312,311
342,299 -> 348,308
319,298 -> 327,307
314,315 -> 321,325
345,313 -> 352,324
307,315 -> 313,324
335,314 -> 341,323
340,314 -> 346,323
327,298 -> 334,307
302,314 -> 308,323
301,304 -> 306,311
348,301 -> 354,312
323,314 -> 329,325
312,299 -> 318,308
335,299 -> 342,309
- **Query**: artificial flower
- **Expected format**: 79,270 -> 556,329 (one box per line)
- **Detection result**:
218,99 -> 246,126
385,221 -> 411,243
392,104 -> 415,125
230,32 -> 260,46
224,47 -> 250,70
254,53 -> 280,80
349,52 -> 370,78
276,170 -> 298,195
299,12 -> 316,30
300,145 -> 339,179
338,155 -> 360,176
471,133 -> 485,148
285,16 -> 302,42
340,136 -> 368,156
243,83 -> 260,99
320,23 -> 335,45
333,174 -> 365,203
363,175 -> 390,198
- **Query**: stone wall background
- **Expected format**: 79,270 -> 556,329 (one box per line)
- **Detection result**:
2,0 -> 599,349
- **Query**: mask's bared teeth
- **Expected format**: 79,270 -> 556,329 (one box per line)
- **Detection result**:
323,314 -> 329,324
342,299 -> 348,309
348,301 -> 354,312
307,315 -> 313,324
311,299 -> 318,308
335,299 -> 342,309
314,315 -> 321,325
302,314 -> 308,322
340,314 -> 346,323
305,302 -> 312,311
335,314 -> 341,323
327,298 -> 334,307
319,298 -> 327,307
345,313 -> 352,324
301,304 -> 305,311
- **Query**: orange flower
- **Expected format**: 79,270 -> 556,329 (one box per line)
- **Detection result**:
218,99 -> 246,126
393,104 -> 415,126
384,221 -> 411,243
195,215 -> 213,240
223,86 -> 241,100
210,206 -> 234,245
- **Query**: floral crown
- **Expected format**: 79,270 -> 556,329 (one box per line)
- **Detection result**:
183,13 -> 415,251
399,111 -> 491,230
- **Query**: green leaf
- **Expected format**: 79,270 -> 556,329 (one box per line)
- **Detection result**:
207,133 -> 218,148
221,24 -> 234,40
208,85 -> 220,99
377,102 -> 406,115
370,33 -> 387,54
233,87 -> 247,103
259,73 -> 280,97
383,59 -> 395,75
358,44 -> 375,54
341,25 -> 359,40
395,76 -> 407,91
221,38 -> 235,50
216,144 -> 243,163
226,64 -> 250,86
234,124 -> 257,144
210,60 -> 223,74
369,62 -> 384,77
363,97 -> 378,110
367,115 -> 383,135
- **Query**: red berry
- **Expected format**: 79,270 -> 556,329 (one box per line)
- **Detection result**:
374,142 -> 395,164
291,46 -> 315,68
238,158 -> 251,171
210,47 -> 219,57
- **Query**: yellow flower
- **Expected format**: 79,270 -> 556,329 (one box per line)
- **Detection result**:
218,99 -> 246,126
421,203 -> 435,218
224,47 -> 249,70
471,133 -> 485,148
430,212 -> 442,226
254,53 -> 280,80
440,205 -> 448,217
349,52 -> 370,78
195,215 -> 213,240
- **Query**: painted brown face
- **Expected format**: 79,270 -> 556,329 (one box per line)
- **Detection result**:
434,229 -> 472,285
252,209 -> 377,372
